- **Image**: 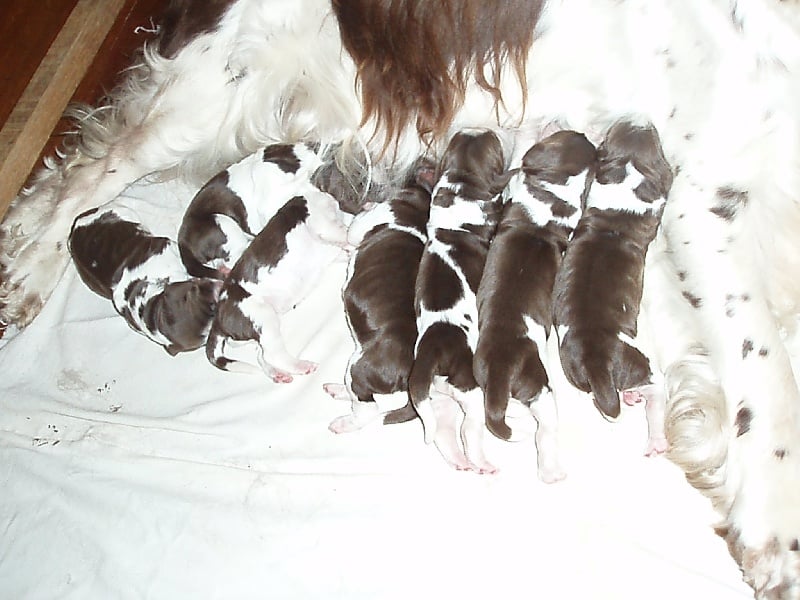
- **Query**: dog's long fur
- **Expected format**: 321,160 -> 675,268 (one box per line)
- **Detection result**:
3,0 -> 800,594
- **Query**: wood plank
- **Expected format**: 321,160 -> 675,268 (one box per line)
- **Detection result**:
0,0 -> 127,217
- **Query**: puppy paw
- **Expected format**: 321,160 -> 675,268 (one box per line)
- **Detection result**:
322,382 -> 349,401
293,359 -> 318,375
269,370 -> 294,384
644,436 -> 669,457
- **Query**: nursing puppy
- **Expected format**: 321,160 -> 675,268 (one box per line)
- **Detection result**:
206,190 -> 349,382
408,130 -> 508,474
178,142 -> 324,279
473,130 -> 596,482
69,207 -> 221,355
553,120 -> 673,421
325,162 -> 433,432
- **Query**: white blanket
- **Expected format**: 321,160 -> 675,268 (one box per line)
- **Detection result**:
0,178 -> 753,599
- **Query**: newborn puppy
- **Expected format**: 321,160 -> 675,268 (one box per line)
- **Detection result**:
553,120 -> 673,421
473,130 -> 596,482
408,130 -> 508,474
325,163 -> 433,432
69,207 -> 221,354
178,142 -> 324,279
206,190 -> 349,382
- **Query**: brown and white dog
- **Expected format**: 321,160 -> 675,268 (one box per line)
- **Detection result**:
69,207 -> 221,355
178,142 -> 324,279
408,130 -> 508,474
325,162 -> 433,432
553,120 -> 673,425
206,190 -> 349,382
473,130 -> 596,482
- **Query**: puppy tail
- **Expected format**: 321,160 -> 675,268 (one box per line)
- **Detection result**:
476,358 -> 514,441
381,399 -> 418,425
586,367 -> 621,421
408,331 -> 442,444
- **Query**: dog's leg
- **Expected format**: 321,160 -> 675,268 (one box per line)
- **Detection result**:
451,386 -> 498,475
528,389 -> 566,483
623,382 -> 668,457
252,304 -> 318,383
324,379 -> 381,434
429,390 -> 472,472
306,190 -> 351,248
662,176 -> 800,596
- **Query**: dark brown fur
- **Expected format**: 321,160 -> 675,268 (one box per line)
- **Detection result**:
474,131 -> 596,440
157,0 -> 237,59
343,179 -> 431,425
553,122 -> 673,419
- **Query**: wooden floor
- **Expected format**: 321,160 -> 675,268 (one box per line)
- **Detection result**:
0,0 -> 165,218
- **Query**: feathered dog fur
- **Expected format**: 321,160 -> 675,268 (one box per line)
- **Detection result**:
2,0 -> 800,595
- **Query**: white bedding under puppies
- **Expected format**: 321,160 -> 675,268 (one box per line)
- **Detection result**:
0,177 -> 754,598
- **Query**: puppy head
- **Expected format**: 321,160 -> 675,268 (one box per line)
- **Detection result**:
438,130 -> 509,196
144,278 -> 222,355
596,121 -> 674,203
521,130 -> 597,184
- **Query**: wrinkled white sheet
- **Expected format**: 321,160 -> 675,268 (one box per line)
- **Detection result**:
0,179 -> 753,599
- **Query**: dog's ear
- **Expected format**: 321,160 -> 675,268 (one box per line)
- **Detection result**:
491,168 -> 517,196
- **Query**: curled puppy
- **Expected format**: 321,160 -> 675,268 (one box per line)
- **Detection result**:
69,207 -> 221,355
178,142 -> 324,279
206,190 -> 349,382
474,130 -> 596,482
553,120 -> 673,421
408,130 -> 508,474
325,163 -> 433,432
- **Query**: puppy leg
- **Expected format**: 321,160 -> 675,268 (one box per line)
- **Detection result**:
528,389 -> 566,483
623,383 -> 668,457
306,190 -> 351,248
430,390 -> 472,472
324,382 -> 381,433
452,386 -> 498,475
252,304 -> 318,383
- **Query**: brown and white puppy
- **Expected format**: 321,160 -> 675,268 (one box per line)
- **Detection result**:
408,130 -> 508,474
325,163 -> 433,432
178,142 -> 324,279
553,120 -> 673,422
205,190 -> 349,382
69,207 -> 221,355
473,130 -> 596,482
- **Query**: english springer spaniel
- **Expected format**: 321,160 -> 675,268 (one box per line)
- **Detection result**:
206,191 -> 349,382
473,130 -> 596,483
69,207 -> 220,355
4,1 -> 800,593
409,129 -> 508,474
553,120 -> 673,422
178,142 -> 324,279
325,162 -> 433,433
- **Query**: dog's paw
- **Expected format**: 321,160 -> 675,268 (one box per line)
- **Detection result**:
720,527 -> 800,599
269,370 -> 294,384
323,382 -> 349,401
0,238 -> 68,329
723,436 -> 800,598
